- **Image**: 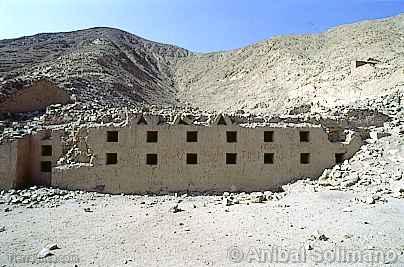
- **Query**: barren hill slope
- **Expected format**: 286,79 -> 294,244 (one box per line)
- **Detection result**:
175,14 -> 404,114
0,27 -> 190,106
0,14 -> 403,114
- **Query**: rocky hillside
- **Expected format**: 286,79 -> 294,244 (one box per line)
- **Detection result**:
175,14 -> 404,114
0,14 -> 403,114
0,27 -> 190,106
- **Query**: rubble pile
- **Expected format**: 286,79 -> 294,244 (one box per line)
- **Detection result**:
221,190 -> 287,206
0,186 -> 104,208
317,123 -> 404,201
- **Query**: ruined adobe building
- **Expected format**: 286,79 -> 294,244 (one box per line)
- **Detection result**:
0,113 -> 362,193
0,79 -> 70,113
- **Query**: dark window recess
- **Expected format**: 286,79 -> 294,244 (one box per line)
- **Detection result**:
40,161 -> 52,172
264,153 -> 274,164
300,153 -> 310,164
107,131 -> 118,142
41,145 -> 52,156
226,153 -> 237,164
186,153 -> 198,164
300,131 -> 310,142
335,153 -> 345,164
187,131 -> 198,142
147,131 -> 158,143
264,131 -> 274,142
106,153 -> 118,165
146,154 -> 158,165
226,131 -> 237,143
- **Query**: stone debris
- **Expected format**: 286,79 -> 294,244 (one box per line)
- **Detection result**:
0,186 -> 104,208
0,226 -> 5,232
169,204 -> 183,213
316,123 -> 404,202
47,243 -> 60,250
305,243 -> 314,251
220,191 -> 285,207
83,207 -> 92,212
37,247 -> 53,259
310,231 -> 330,241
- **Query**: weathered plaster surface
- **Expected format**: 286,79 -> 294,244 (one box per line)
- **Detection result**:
0,114 -> 363,193
52,117 -> 362,193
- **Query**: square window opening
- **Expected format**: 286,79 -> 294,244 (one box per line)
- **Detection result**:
226,131 -> 237,143
186,153 -> 198,164
300,131 -> 310,142
226,153 -> 237,164
264,153 -> 274,164
300,153 -> 310,164
187,131 -> 198,142
146,154 -> 158,165
41,145 -> 52,156
106,153 -> 118,165
335,153 -> 345,164
264,131 -> 274,142
107,131 -> 119,142
40,161 -> 52,172
147,131 -> 158,143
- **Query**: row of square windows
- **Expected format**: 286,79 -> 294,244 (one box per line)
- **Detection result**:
39,153 -> 288,172
106,130 -> 311,143
40,153 -> 345,172
103,152 -> 340,165
39,130 -> 311,157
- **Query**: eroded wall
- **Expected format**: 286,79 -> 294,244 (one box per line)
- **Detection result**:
0,80 -> 70,113
53,123 -> 362,193
0,129 -> 64,190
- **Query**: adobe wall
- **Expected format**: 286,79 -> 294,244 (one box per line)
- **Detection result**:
29,129 -> 64,186
0,80 -> 70,113
0,129 -> 64,190
52,121 -> 362,193
0,137 -> 32,189
0,140 -> 18,189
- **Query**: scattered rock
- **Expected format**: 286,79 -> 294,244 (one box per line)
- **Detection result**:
305,244 -> 313,250
311,231 -> 329,241
169,204 -> 183,213
365,196 -> 375,205
37,248 -> 53,259
223,197 -> 233,206
341,175 -> 359,187
47,243 -> 60,250
318,234 -> 329,241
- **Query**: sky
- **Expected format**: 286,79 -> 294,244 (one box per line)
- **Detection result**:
0,0 -> 403,52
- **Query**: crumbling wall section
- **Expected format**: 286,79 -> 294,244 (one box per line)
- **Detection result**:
52,119 -> 362,193
0,80 -> 71,113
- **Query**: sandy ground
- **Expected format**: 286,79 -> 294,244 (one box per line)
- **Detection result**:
1,182 -> 404,267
